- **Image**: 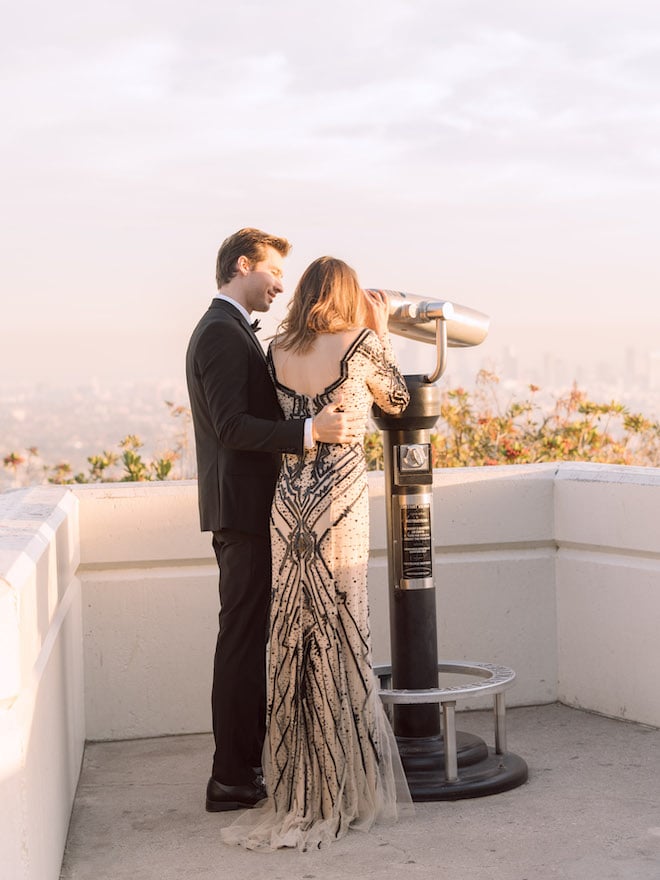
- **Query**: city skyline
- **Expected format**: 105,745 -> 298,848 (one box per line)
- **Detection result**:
2,2 -> 660,393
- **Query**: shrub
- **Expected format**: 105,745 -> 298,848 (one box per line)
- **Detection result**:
365,371 -> 660,470
3,376 -> 659,487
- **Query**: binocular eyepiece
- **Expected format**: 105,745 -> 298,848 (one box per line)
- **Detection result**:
366,290 -> 490,383
368,289 -> 490,348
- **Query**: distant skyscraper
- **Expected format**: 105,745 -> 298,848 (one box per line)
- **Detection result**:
501,345 -> 518,381
624,346 -> 636,385
649,352 -> 660,392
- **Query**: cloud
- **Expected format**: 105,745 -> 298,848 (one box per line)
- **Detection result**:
2,0 -> 660,371
4,2 -> 660,186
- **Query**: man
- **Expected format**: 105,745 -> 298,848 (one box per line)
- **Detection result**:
186,228 -> 360,812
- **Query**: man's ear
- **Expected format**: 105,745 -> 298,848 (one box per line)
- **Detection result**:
236,255 -> 251,276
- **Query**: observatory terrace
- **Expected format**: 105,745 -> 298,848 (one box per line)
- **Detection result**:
1,463 -> 659,879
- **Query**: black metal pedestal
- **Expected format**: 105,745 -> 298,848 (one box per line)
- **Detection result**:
373,376 -> 528,800
398,735 -> 528,800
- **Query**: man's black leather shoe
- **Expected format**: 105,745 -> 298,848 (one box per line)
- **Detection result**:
205,777 -> 267,813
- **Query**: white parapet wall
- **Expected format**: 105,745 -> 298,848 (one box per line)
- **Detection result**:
74,466 -> 563,741
0,486 -> 84,880
555,464 -> 660,725
74,480 -> 216,741
73,463 -> 660,739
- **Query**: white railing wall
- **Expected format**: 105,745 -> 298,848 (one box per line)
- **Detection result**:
555,464 -> 660,723
71,464 -> 660,738
0,487 -> 84,880
74,467 -> 560,740
74,481 -> 215,741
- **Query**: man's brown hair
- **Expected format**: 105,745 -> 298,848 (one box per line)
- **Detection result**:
216,228 -> 291,288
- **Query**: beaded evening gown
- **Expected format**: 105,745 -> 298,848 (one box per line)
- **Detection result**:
221,329 -> 412,851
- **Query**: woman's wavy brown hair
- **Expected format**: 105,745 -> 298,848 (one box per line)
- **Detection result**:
276,256 -> 367,353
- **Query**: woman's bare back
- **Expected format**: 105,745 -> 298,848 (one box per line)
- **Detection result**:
269,330 -> 364,399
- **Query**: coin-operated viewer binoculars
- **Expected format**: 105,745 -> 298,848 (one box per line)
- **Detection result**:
370,291 -> 528,800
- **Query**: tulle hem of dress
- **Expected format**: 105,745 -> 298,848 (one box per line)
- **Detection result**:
220,677 -> 414,852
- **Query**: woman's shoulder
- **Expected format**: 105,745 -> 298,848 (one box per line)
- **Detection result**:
354,327 -> 385,353
329,327 -> 367,347
303,328 -> 365,358
268,334 -> 287,356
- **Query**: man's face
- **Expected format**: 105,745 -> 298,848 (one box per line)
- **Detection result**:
242,246 -> 285,314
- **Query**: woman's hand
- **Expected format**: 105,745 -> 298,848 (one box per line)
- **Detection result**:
363,288 -> 390,339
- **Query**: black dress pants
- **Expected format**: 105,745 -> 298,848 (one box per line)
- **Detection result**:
211,529 -> 271,785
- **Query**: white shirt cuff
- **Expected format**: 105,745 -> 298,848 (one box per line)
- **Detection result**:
304,418 -> 315,449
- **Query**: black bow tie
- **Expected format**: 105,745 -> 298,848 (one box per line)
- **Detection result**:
250,318 -> 261,332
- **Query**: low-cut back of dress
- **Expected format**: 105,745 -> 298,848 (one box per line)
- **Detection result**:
221,329 -> 412,851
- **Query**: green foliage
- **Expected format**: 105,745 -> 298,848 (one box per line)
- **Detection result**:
3,378 -> 660,488
87,452 -> 120,481
364,371 -> 660,470
2,403 -> 193,487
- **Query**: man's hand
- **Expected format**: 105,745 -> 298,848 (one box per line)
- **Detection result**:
312,394 -> 363,444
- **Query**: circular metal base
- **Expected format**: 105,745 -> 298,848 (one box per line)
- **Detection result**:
397,732 -> 528,801
397,731 -> 488,772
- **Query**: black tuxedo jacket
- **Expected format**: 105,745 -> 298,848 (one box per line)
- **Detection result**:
186,299 -> 305,535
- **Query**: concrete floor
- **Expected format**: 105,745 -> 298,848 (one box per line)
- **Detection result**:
60,704 -> 660,880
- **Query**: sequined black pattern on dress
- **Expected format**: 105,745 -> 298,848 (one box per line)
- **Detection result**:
221,329 -> 411,850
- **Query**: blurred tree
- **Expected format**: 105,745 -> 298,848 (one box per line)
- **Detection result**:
3,380 -> 659,487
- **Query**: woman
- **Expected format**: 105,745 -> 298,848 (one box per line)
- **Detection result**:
221,256 -> 412,851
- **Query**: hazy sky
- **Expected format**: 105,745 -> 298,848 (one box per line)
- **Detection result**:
3,0 -> 660,387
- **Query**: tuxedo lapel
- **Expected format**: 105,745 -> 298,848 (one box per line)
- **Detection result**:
210,299 -> 267,363
239,320 -> 267,363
